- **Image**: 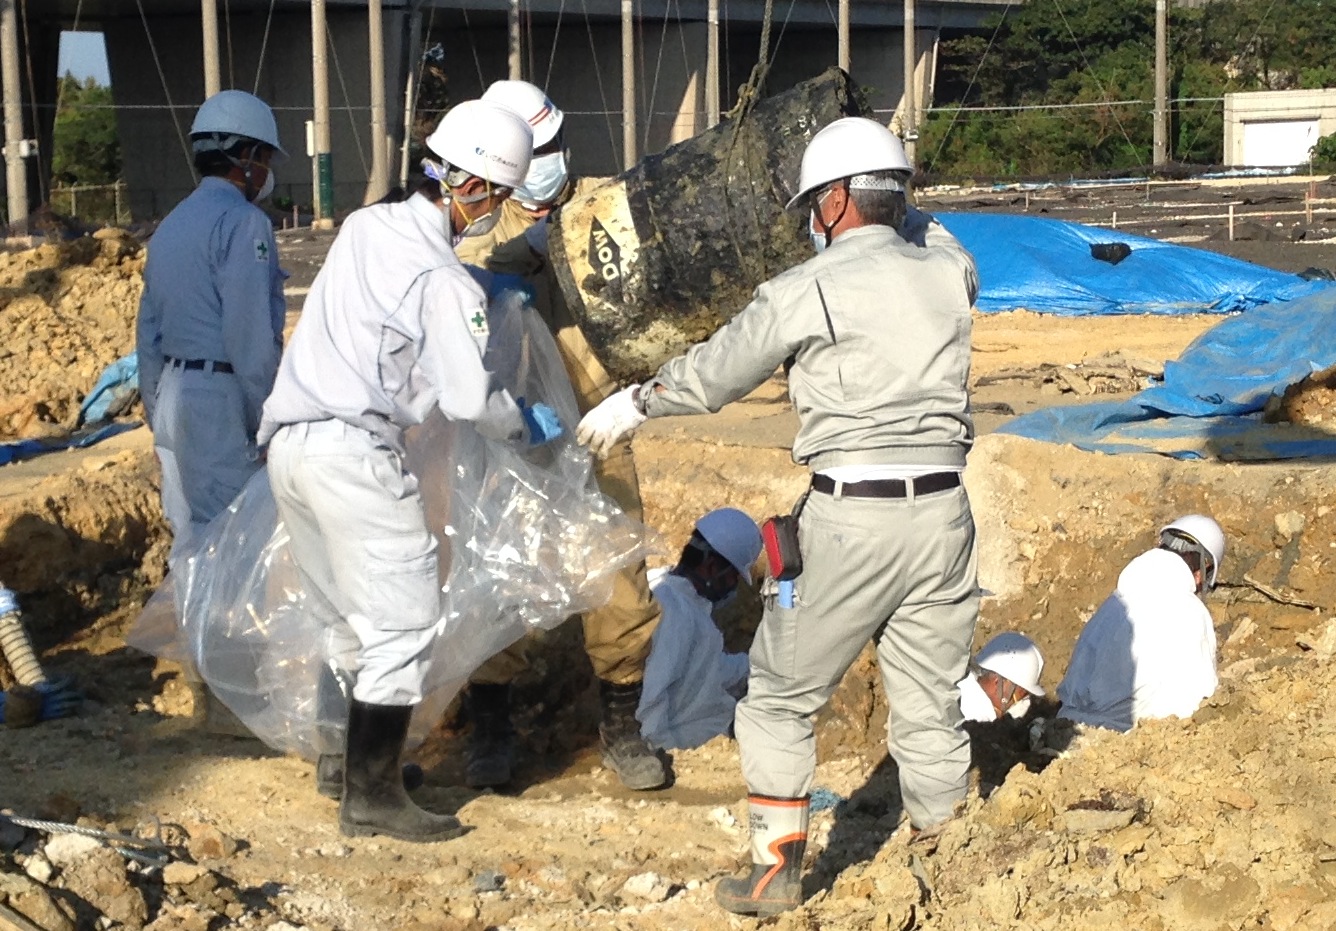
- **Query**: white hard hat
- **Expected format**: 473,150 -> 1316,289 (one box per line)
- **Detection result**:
190,89 -> 287,160
1160,514 -> 1225,589
785,117 -> 913,210
482,80 -> 565,149
695,508 -> 762,578
425,100 -> 533,190
975,633 -> 1045,696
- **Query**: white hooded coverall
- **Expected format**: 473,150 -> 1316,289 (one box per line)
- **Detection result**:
636,569 -> 749,750
1057,548 -> 1219,732
258,193 -> 526,707
136,176 -> 286,559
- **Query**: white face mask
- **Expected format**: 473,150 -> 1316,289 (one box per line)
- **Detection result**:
1004,697 -> 1031,720
252,168 -> 275,203
516,151 -> 569,208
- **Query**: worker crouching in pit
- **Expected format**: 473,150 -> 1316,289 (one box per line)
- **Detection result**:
1057,515 -> 1224,733
636,508 -> 763,752
577,116 -> 981,917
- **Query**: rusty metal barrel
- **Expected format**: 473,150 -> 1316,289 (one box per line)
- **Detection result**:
549,68 -> 862,383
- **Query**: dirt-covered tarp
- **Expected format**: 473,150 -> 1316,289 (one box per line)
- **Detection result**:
1000,287 -> 1336,459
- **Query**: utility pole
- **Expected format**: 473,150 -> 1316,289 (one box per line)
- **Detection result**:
706,0 -> 720,126
311,0 -> 334,228
1,0 -> 26,235
398,2 -> 424,189
508,0 -> 522,80
201,0 -> 221,97
1152,0 -> 1169,166
837,0 -> 850,73
902,0 -> 916,164
622,0 -> 637,168
367,0 -> 390,202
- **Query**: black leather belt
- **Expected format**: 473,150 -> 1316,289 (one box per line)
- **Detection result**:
811,471 -> 961,499
165,356 -> 234,374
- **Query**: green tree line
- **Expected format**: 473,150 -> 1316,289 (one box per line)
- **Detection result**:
920,0 -> 1336,178
52,73 -> 122,187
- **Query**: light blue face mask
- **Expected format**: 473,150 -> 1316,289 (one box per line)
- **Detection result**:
809,211 -> 828,254
808,188 -> 835,253
516,151 -> 570,208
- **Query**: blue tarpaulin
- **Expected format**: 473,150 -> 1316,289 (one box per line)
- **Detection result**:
937,213 -> 1333,316
0,422 -> 141,467
78,354 -> 139,426
998,287 -> 1336,460
0,356 -> 142,467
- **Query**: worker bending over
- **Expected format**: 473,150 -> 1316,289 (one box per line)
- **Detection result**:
258,100 -> 561,844
578,117 -> 980,916
1058,515 -> 1223,732
454,80 -> 667,792
637,508 -> 761,750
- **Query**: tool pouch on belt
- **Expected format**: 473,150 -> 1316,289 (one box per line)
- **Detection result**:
762,491 -> 809,582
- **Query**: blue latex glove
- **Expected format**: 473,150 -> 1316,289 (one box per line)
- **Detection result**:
518,399 -> 564,446
0,677 -> 81,725
37,677 -> 82,721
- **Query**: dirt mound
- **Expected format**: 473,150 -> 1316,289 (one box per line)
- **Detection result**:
1265,364 -> 1336,429
0,233 -> 144,441
0,444 -> 167,679
789,645 -> 1336,931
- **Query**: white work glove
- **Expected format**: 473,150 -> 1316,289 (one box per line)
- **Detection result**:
524,216 -> 551,259
576,385 -> 646,458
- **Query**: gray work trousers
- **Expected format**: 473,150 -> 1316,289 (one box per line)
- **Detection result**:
734,480 -> 979,829
151,365 -> 262,563
267,420 -> 442,707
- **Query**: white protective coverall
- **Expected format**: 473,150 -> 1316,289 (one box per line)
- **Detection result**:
637,568 -> 749,750
136,176 -> 286,559
1057,548 -> 1218,732
258,193 -> 526,707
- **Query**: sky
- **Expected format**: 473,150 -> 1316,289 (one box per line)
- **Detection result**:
58,31 -> 111,85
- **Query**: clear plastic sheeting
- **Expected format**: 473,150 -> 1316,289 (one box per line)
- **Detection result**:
129,286 -> 655,758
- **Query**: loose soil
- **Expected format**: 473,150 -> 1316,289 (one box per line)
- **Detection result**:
2,197 -> 1334,931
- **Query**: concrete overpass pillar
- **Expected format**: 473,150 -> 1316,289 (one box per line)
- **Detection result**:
201,0 -> 221,98
311,0 -> 334,228
367,0 -> 390,203
2,0 -> 27,234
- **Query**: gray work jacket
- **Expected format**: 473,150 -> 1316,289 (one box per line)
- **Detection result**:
642,211 -> 979,471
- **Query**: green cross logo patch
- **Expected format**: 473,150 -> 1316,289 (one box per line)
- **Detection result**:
254,238 -> 270,262
469,308 -> 490,337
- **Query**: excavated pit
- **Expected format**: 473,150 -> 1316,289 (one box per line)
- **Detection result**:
2,231 -> 1334,929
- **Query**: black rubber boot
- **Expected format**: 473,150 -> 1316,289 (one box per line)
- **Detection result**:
314,666 -> 426,800
465,683 -> 516,789
597,679 -> 668,791
339,699 -> 464,842
715,795 -> 808,917
317,754 -> 424,800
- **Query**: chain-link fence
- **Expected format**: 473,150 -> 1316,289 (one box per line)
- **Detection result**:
50,181 -> 129,226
